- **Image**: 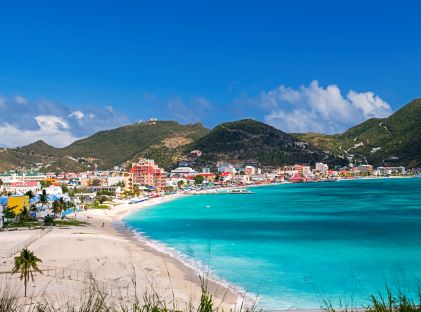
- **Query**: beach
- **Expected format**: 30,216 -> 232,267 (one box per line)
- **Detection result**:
0,194 -> 239,310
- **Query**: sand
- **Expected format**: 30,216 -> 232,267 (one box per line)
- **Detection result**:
0,194 -> 239,310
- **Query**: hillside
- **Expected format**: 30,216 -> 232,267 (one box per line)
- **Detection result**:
294,99 -> 421,167
0,121 -> 209,171
64,120 -> 209,169
188,119 -> 344,166
1,98 -> 421,173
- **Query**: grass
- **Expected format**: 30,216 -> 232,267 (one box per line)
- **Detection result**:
322,286 -> 421,312
3,220 -> 43,228
3,219 -> 88,229
0,274 -> 259,312
54,220 -> 89,227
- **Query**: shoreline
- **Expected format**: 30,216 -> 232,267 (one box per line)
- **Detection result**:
107,193 -> 246,307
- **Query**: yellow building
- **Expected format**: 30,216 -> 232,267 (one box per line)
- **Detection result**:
8,195 -> 30,214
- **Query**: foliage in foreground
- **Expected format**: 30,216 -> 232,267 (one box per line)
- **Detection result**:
323,286 -> 421,312
0,277 -> 258,312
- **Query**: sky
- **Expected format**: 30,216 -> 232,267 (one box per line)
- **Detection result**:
0,0 -> 420,147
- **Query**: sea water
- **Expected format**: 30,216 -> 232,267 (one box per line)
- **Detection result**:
124,178 -> 421,309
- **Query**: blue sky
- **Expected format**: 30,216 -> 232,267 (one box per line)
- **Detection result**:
0,1 -> 420,146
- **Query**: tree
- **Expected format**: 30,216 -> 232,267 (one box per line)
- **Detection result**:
12,248 -> 42,297
25,190 -> 34,199
19,206 -> 31,222
4,205 -> 17,220
163,186 -> 174,193
133,185 -> 140,196
39,190 -> 48,209
90,179 -> 102,186
52,200 -> 60,216
60,183 -> 68,194
40,180 -> 52,189
177,180 -> 184,189
194,175 -> 205,185
96,195 -> 108,204
52,198 -> 67,216
43,215 -> 55,226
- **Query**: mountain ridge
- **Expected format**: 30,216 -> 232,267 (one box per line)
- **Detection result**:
1,98 -> 420,172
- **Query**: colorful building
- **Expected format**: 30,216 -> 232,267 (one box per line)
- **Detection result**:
130,158 -> 166,191
8,195 -> 30,214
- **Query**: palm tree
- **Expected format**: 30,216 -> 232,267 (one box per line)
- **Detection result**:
12,248 -> 42,297
53,198 -> 68,216
39,189 -> 48,210
25,190 -> 34,199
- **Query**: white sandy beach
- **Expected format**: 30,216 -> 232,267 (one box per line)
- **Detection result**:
0,194 -> 239,310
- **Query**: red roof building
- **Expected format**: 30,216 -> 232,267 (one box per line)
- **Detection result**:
289,173 -> 306,183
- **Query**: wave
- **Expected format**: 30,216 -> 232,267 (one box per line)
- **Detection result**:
120,220 -> 258,307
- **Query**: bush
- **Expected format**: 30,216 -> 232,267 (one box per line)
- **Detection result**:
43,215 -> 55,226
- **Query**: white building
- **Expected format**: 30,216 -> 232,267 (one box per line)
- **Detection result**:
376,166 -> 406,176
315,163 -> 329,175
217,162 -> 237,174
170,167 -> 197,177
44,185 -> 63,195
232,174 -> 251,184
5,181 -> 41,195
302,166 -> 313,177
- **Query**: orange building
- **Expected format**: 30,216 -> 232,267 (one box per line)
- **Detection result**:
130,159 -> 166,190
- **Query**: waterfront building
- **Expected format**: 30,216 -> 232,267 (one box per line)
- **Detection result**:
315,163 -> 329,174
302,166 -> 312,177
90,185 -> 122,197
358,164 -> 373,175
244,165 -> 256,176
130,158 -> 166,191
232,174 -> 251,184
376,166 -> 406,175
219,172 -> 233,183
170,166 -> 197,178
283,166 -> 298,178
293,164 -> 304,176
217,162 -> 237,174
289,173 -> 306,183
109,171 -> 133,192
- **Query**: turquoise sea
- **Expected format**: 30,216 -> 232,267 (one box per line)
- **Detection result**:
124,178 -> 421,309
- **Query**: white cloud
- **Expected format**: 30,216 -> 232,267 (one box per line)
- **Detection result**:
346,90 -> 391,118
69,111 -> 85,120
0,115 -> 80,147
257,80 -> 392,134
0,94 -> 131,147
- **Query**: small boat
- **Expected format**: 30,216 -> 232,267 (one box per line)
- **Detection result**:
129,197 -> 149,204
226,188 -> 255,194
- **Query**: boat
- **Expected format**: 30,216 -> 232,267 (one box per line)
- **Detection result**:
129,197 -> 149,204
226,188 -> 255,194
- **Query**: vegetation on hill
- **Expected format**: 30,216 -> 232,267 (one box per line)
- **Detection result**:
64,120 -> 209,169
188,119 -> 344,167
0,121 -> 209,171
1,99 -> 421,171
293,99 -> 421,167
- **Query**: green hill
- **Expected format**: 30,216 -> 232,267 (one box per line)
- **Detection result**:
1,99 -> 421,173
188,119 -> 344,166
64,120 -> 209,169
0,121 -> 209,171
294,98 -> 421,167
